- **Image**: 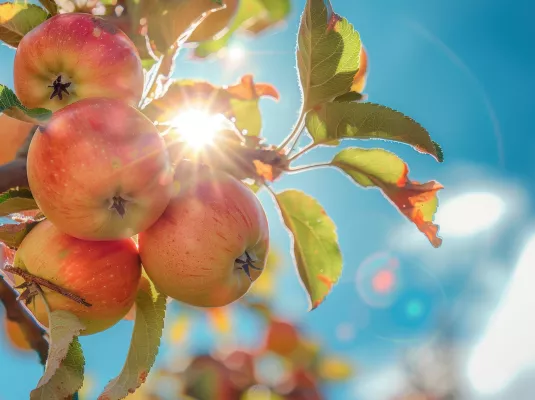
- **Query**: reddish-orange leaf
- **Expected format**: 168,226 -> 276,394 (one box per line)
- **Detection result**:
253,160 -> 274,181
311,274 -> 336,309
332,148 -> 442,247
385,180 -> 443,248
225,75 -> 280,101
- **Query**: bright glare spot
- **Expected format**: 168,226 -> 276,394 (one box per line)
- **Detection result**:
227,45 -> 245,62
170,109 -> 226,150
436,192 -> 505,237
467,234 -> 535,394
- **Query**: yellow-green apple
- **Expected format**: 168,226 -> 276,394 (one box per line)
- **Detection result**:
0,114 -> 34,164
138,165 -> 269,307
14,13 -> 143,112
27,97 -> 173,240
13,220 -> 141,335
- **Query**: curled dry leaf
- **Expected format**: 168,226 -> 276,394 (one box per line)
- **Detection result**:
332,148 -> 442,247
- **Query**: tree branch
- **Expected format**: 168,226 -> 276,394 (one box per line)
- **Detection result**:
0,159 -> 29,193
0,275 -> 48,365
0,125 -> 37,193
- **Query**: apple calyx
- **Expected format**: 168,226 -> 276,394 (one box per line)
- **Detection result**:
4,266 -> 92,307
235,251 -> 262,281
109,195 -> 128,218
48,75 -> 71,100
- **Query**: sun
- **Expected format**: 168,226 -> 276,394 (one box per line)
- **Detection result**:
170,109 -> 227,150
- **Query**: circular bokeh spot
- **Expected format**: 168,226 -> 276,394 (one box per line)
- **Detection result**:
356,252 -> 401,308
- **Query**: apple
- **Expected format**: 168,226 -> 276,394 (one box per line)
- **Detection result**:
14,13 -> 144,112
27,97 -> 173,240
0,114 -> 34,165
13,220 -> 141,335
138,165 -> 269,307
187,0 -> 239,43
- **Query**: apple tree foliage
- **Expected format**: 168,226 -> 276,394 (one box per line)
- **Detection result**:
0,0 -> 444,398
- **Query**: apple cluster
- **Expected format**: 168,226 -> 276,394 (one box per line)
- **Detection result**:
11,13 -> 269,335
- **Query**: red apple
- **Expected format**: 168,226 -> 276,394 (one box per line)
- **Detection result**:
14,13 -> 143,111
27,97 -> 172,240
13,220 -> 141,335
138,165 -> 269,307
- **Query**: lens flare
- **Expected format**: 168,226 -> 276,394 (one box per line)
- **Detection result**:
356,253 -> 400,308
170,109 -> 227,150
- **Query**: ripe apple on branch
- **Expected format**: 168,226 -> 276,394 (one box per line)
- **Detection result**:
0,0 -> 444,398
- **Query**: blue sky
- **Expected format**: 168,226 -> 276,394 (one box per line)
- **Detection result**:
2,0 -> 535,399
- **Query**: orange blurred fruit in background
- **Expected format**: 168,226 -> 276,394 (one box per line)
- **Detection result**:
4,319 -> 31,352
0,114 -> 33,165
264,319 -> 301,357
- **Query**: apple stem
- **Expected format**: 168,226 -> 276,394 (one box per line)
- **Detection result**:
48,75 -> 71,100
110,196 -> 127,218
4,266 -> 92,307
235,251 -> 262,281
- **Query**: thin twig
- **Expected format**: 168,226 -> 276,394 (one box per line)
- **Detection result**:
0,276 -> 48,364
5,267 -> 92,308
287,142 -> 317,163
276,110 -> 306,152
286,162 -> 330,174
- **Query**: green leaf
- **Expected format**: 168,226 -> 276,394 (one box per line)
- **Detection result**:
146,0 -> 224,55
143,76 -> 278,137
0,2 -> 48,48
195,0 -> 265,57
98,282 -> 167,399
257,0 -> 291,21
333,91 -> 365,103
241,0 -> 291,34
432,140 -> 444,162
194,0 -> 290,58
38,0 -> 58,16
297,0 -> 361,112
229,98 -> 262,136
31,311 -> 85,400
331,147 -> 443,247
306,102 -> 442,161
141,58 -> 157,71
0,219 -> 40,249
275,190 -> 342,309
0,188 -> 38,217
0,85 -> 51,124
